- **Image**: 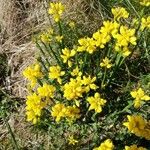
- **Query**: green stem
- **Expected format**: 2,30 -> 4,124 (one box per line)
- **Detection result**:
101,68 -> 107,88
125,0 -> 140,18
58,21 -> 64,48
36,41 -> 51,66
58,21 -> 63,35
41,41 -> 53,58
37,57 -> 49,72
3,112 -> 19,150
106,101 -> 133,121
48,44 -> 63,67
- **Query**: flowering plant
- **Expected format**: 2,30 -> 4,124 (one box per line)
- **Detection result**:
23,1 -> 150,149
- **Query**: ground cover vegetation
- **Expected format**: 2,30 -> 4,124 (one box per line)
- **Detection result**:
0,0 -> 150,149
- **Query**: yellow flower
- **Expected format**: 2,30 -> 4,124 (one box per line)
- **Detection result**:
71,67 -> 82,77
26,110 -> 39,124
93,21 -> 119,48
87,93 -> 106,113
114,26 -> 137,46
130,88 -> 150,108
40,28 -> 54,43
125,144 -> 147,150
77,37 -> 96,54
49,65 -> 65,84
48,2 -> 65,22
140,16 -> 150,31
47,28 -> 54,35
100,57 -> 112,69
40,32 -> 51,43
37,83 -> 56,98
111,7 -> 129,21
23,63 -> 43,87
55,35 -> 63,43
93,31 -> 110,49
65,106 -> 80,122
68,135 -> 78,145
123,115 -> 147,137
69,21 -> 75,29
115,46 -> 131,57
60,48 -> 76,66
93,139 -> 114,150
100,21 -> 120,37
51,104 -> 80,122
140,0 -> 150,6
51,103 -> 66,122
63,78 -> 84,100
26,93 -> 46,124
82,76 -> 98,92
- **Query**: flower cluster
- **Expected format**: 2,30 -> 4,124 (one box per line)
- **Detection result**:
87,93 -> 106,113
125,145 -> 147,150
60,48 -> 76,67
140,16 -> 150,31
93,139 -> 114,150
114,26 -> 136,57
26,83 -> 56,124
111,7 -> 129,21
23,63 -> 43,87
63,76 -> 98,101
40,28 -> 54,43
123,115 -> 150,140
139,0 -> 150,6
49,65 -> 65,84
130,88 -> 150,108
26,93 -> 46,124
48,2 -> 65,22
51,103 -> 80,122
100,57 -> 112,69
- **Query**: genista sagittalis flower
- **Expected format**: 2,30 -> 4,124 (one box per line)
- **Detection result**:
63,77 -> 84,100
26,93 -> 46,124
123,115 -> 150,140
49,65 -> 65,84
140,16 -> 150,31
71,67 -> 82,77
64,105 -> 80,122
48,2 -> 65,22
23,63 -> 43,88
93,139 -> 114,150
124,144 -> 147,150
69,21 -> 75,29
111,7 -> 129,21
68,135 -> 78,145
114,25 -> 137,47
55,35 -> 63,43
139,0 -> 150,6
93,20 -> 119,49
77,37 -> 96,54
115,46 -> 131,57
87,93 -> 106,113
100,21 -> 120,37
51,103 -> 66,122
81,76 -> 98,92
37,83 -> 56,98
39,28 -> 53,43
130,88 -> 150,108
60,48 -> 76,67
51,103 -> 80,122
100,57 -> 112,69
